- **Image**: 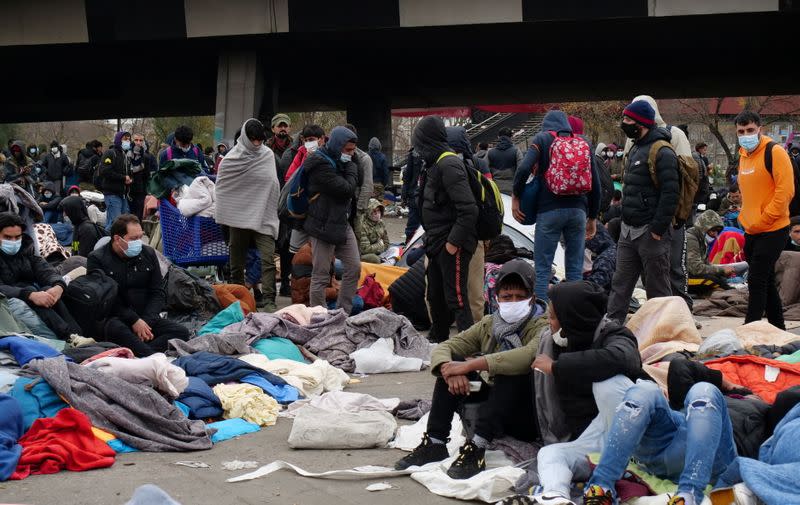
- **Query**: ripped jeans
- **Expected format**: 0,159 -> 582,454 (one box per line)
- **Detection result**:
589,380 -> 737,504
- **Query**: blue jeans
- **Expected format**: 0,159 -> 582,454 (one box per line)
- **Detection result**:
43,210 -> 60,224
534,208 -> 586,302
104,194 -> 130,232
589,381 -> 737,504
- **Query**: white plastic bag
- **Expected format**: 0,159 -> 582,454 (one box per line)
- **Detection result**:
351,338 -> 424,374
287,405 -> 397,449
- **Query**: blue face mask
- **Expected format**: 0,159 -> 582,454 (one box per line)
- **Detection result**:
340,153 -> 352,163
123,238 -> 142,258
121,140 -> 131,151
1,239 -> 22,256
738,134 -> 759,152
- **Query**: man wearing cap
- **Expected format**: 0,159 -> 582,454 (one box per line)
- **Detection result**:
394,259 -> 548,480
267,113 -> 292,160
606,100 -> 680,324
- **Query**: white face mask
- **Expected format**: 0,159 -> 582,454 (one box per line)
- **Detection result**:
552,328 -> 568,347
706,234 -> 716,244
304,140 -> 319,153
496,298 -> 532,324
51,147 -> 59,154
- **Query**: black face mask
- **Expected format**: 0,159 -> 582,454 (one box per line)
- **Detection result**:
277,131 -> 288,139
620,122 -> 641,139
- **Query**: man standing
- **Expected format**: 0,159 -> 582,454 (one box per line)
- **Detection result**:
511,110 -> 601,303
402,147 -> 424,244
487,127 -> 522,194
368,137 -> 389,199
99,131 -> 133,231
39,140 -> 72,195
735,110 -> 794,329
606,100 -> 680,324
413,116 -> 478,342
88,214 -> 190,356
266,113 -> 292,161
158,125 -> 208,172
129,133 -> 157,220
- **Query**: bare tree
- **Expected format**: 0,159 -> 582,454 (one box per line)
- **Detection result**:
560,101 -> 628,146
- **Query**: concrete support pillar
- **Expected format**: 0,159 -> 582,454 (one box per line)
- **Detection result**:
347,97 -> 394,165
214,51 -> 264,143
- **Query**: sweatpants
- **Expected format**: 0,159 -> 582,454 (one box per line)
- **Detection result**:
744,227 -> 789,329
310,227 -> 360,314
28,299 -> 82,340
427,373 -> 538,444
468,241 -> 486,323
668,225 -> 693,310
228,227 -> 276,310
103,316 -> 190,357
607,227 -> 672,324
426,247 -> 473,343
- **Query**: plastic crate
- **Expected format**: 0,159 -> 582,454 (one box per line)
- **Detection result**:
158,199 -> 228,266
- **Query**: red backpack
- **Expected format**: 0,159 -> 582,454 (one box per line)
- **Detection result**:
544,132 -> 592,195
356,274 -> 385,309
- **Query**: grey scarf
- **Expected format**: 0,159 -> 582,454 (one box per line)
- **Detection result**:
492,302 -> 544,351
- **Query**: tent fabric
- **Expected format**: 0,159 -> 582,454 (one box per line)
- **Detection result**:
359,263 -> 408,304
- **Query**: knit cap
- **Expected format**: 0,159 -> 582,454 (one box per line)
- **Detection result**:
623,100 -> 656,127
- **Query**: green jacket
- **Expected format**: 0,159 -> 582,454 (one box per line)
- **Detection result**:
430,303 -> 549,384
686,210 -> 724,277
358,199 -> 390,256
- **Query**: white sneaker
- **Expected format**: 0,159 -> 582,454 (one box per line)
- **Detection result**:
533,494 -> 575,505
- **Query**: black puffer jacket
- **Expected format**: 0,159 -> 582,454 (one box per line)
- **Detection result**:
87,242 -> 166,325
413,116 -> 478,256
0,234 -> 65,301
402,148 -> 423,203
621,127 -> 680,236
303,126 -> 360,245
550,281 -> 645,437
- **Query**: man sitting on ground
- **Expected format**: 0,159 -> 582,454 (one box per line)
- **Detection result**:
0,212 -> 83,340
686,210 -> 738,294
394,260 -> 548,479
88,214 -> 189,357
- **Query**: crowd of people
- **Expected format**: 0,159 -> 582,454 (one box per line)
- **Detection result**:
1,96 -> 799,504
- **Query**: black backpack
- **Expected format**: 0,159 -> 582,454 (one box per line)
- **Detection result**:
764,141 -> 800,217
77,151 -> 98,181
63,269 -> 118,338
595,155 -> 614,213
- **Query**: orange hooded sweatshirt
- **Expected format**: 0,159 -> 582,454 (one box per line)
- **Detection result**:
737,135 -> 795,235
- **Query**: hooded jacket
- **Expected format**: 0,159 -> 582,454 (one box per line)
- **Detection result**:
487,136 -> 522,192
737,135 -> 795,235
303,126 -> 360,245
620,126 -> 680,236
513,110 -> 601,218
686,210 -> 725,278
99,131 -> 131,196
37,181 -> 62,213
584,224 -> 616,292
61,195 -> 104,257
354,147 -> 373,213
39,144 -> 72,182
76,146 -> 100,183
413,116 -> 478,256
358,199 -> 390,256
2,141 -> 32,185
402,148 -> 424,203
446,126 -> 490,176
549,281 -> 644,437
623,95 -> 692,158
87,241 -> 166,326
0,234 -> 66,301
368,137 -> 389,187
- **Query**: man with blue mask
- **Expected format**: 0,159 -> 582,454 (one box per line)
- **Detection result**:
735,110 -> 794,329
0,212 -> 83,340
394,260 -> 547,480
98,131 -> 133,231
158,125 -> 209,172
87,214 -> 189,357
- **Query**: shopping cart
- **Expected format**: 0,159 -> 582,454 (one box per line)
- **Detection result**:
158,199 -> 228,272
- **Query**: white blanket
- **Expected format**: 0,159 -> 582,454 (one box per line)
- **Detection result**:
176,176 -> 216,218
85,352 -> 188,399
238,354 -> 349,397
351,338 -> 425,374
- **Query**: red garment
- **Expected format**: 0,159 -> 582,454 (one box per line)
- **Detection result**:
80,347 -> 135,365
11,408 -> 115,479
284,146 -> 309,182
705,355 -> 800,404
709,230 -> 745,265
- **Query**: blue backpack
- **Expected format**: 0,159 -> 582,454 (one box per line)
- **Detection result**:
286,150 -> 337,219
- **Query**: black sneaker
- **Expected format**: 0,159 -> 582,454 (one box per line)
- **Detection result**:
446,440 -> 485,479
253,287 -> 264,303
394,433 -> 449,470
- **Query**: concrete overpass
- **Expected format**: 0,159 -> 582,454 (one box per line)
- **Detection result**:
2,0 -> 798,154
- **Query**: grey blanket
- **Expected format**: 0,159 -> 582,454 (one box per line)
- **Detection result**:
27,357 -> 213,452
305,308 -> 430,373
223,309 -> 348,346
167,332 -> 253,357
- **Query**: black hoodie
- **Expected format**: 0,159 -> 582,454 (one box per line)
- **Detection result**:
549,280 -> 645,437
61,195 -> 105,257
412,116 -> 478,256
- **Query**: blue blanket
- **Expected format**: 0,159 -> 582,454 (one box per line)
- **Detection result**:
0,394 -> 23,481
0,336 -> 64,365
